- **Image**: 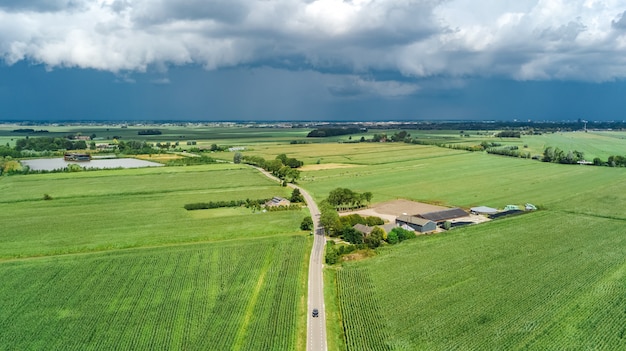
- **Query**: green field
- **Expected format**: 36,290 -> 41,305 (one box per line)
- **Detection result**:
2,125 -> 626,350
0,236 -> 309,350
0,164 -> 304,258
335,212 -> 626,350
0,161 -> 310,350
283,142 -> 625,350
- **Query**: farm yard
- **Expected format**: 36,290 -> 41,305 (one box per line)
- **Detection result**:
2,124 -> 626,350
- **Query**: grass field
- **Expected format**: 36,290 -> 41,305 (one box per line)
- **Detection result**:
279,142 -> 626,350
0,161 -> 311,350
3,126 -> 626,350
335,211 -> 626,350
0,235 -> 310,350
0,164 -> 304,258
291,143 -> 626,219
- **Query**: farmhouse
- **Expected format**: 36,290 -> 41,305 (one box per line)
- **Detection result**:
353,223 -> 374,236
64,153 -> 91,162
418,208 -> 468,224
395,215 -> 437,233
265,197 -> 291,207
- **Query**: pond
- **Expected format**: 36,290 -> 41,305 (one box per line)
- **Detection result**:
20,157 -> 164,171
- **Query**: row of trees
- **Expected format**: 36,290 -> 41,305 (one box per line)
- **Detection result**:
184,198 -> 270,211
240,154 -> 302,183
307,127 -> 362,137
542,147 -> 585,164
326,188 -> 373,210
15,137 -> 87,152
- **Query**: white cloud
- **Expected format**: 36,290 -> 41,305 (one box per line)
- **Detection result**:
1,0 -> 626,91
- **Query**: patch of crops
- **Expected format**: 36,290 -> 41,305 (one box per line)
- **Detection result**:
336,212 -> 626,350
337,267 -> 392,351
0,165 -> 298,259
0,236 -> 309,350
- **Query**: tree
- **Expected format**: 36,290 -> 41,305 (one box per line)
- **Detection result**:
319,201 -> 341,236
362,192 -> 373,204
392,227 -> 415,242
542,147 -> 554,162
300,216 -> 313,231
342,226 -> 364,244
291,188 -> 305,203
233,152 -> 242,164
276,153 -> 288,164
364,227 -> 384,248
325,247 -> 338,264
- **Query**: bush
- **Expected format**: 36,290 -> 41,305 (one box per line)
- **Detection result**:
386,231 -> 399,244
300,216 -> 313,231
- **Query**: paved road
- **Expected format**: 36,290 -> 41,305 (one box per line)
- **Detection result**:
297,185 -> 327,351
251,166 -> 327,351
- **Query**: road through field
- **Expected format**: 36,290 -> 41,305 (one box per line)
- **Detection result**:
252,166 -> 327,351
298,185 -> 327,351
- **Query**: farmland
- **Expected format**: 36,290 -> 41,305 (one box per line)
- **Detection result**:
283,142 -> 625,350
0,159 -> 310,350
0,163 -> 304,258
335,212 -> 626,350
0,236 -> 309,350
2,123 -> 626,350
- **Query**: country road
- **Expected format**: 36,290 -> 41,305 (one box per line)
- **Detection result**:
251,166 -> 327,351
298,185 -> 327,351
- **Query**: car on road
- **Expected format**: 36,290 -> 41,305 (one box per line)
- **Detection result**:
312,308 -> 319,317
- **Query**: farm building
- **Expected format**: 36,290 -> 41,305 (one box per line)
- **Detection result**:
64,153 -> 91,162
265,197 -> 291,207
380,223 -> 397,234
470,206 -> 498,215
418,208 -> 468,224
353,223 -> 374,236
395,215 -> 437,233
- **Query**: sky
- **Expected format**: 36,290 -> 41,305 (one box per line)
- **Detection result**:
2,0 -> 626,121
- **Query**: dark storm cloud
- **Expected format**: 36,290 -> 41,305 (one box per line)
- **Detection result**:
2,1 -> 626,100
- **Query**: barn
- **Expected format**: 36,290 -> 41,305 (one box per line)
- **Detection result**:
265,197 -> 291,207
395,215 -> 437,233
418,208 -> 468,224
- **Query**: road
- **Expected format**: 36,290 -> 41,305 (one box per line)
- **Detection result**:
297,185 -> 327,351
251,166 -> 327,351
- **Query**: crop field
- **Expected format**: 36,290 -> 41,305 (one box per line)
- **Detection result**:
234,142 -> 466,166
0,157 -> 311,350
0,163 -> 305,258
0,235 -> 309,350
289,143 -> 626,217
3,126 -> 626,350
0,124 -> 312,147
335,212 -> 626,350
521,131 -> 626,160
291,141 -> 626,350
